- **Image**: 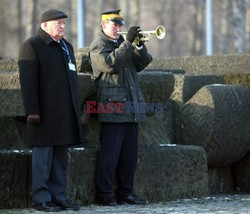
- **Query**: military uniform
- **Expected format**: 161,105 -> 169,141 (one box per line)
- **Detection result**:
89,9 -> 152,204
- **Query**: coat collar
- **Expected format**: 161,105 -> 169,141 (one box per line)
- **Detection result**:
38,27 -> 62,45
100,30 -> 124,46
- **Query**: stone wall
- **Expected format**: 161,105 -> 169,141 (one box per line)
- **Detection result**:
1,52 -> 250,208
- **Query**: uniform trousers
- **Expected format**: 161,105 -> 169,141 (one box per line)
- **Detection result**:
32,146 -> 68,205
96,122 -> 138,198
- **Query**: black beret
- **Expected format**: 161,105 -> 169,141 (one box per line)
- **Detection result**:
41,9 -> 68,23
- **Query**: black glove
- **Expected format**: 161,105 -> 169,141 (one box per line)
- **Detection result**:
126,26 -> 141,43
137,33 -> 145,47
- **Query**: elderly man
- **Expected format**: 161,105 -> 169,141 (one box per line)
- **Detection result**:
18,9 -> 84,212
89,9 -> 153,206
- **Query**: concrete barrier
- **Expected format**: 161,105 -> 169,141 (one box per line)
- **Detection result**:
232,151 -> 250,192
66,145 -> 208,204
0,146 -> 208,209
147,54 -> 250,75
180,85 -> 250,166
2,53 -> 250,208
0,150 -> 31,209
0,71 -> 176,149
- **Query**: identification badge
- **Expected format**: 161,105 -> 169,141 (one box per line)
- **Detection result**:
68,62 -> 76,71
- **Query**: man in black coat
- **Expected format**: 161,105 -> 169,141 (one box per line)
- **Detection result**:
18,9 -> 83,212
89,9 -> 152,206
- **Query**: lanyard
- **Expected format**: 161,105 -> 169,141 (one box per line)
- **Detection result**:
60,40 -> 72,63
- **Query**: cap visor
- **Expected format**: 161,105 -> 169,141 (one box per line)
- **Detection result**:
112,20 -> 125,25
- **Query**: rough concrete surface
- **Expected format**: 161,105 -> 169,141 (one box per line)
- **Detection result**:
0,146 -> 208,209
1,194 -> 250,214
180,84 -> 250,166
147,54 -> 250,75
232,151 -> 250,192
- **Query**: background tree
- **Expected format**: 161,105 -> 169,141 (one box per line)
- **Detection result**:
233,0 -> 246,53
1,0 -> 250,59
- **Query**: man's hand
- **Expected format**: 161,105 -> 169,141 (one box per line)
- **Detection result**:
27,114 -> 40,124
137,33 -> 145,47
126,26 -> 141,43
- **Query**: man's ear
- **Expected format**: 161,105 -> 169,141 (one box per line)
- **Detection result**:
41,22 -> 47,29
101,21 -> 106,29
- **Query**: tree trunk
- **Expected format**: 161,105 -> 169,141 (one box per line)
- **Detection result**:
233,0 -> 246,53
190,0 -> 204,55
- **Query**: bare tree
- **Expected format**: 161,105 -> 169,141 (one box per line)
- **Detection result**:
3,0 -> 250,59
17,0 -> 24,45
120,0 -> 130,27
233,0 -> 246,53
168,0 -> 177,56
66,0 -> 73,43
221,0 -> 234,53
92,1 -> 105,38
245,0 -> 250,52
157,0 -> 168,56
0,1 -> 6,58
130,0 -> 140,26
190,0 -> 205,55
25,0 -> 39,38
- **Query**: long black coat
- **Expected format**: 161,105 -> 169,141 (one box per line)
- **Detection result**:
18,28 -> 84,147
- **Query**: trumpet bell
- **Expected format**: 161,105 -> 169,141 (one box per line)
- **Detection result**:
138,25 -> 166,41
155,25 -> 166,39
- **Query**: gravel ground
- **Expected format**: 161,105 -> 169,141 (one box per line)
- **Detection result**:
1,194 -> 250,214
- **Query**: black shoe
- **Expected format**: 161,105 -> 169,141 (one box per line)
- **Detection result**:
52,199 -> 80,211
117,194 -> 148,205
95,196 -> 117,206
34,201 -> 61,212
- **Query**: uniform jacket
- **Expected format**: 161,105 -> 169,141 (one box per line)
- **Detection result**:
89,31 -> 153,123
18,27 -> 84,147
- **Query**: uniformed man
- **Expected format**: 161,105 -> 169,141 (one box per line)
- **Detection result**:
89,9 -> 153,206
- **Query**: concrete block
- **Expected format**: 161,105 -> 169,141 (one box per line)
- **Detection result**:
67,145 -> 208,204
67,148 -> 97,204
147,54 -> 250,75
138,71 -> 175,104
0,59 -> 18,72
0,73 -> 24,117
0,117 -> 27,149
139,100 -> 174,145
180,85 -> 250,166
232,151 -> 250,192
134,145 -> 208,202
0,150 -> 31,209
208,166 -> 235,194
170,75 -> 225,144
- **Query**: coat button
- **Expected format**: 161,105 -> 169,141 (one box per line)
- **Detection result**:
123,98 -> 126,101
130,86 -> 133,90
108,98 -> 111,101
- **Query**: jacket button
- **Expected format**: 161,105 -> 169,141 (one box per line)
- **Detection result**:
123,98 -> 126,101
130,86 -> 133,90
125,68 -> 128,71
108,98 -> 111,101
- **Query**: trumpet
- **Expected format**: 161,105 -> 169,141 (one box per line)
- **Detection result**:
118,25 -> 166,46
